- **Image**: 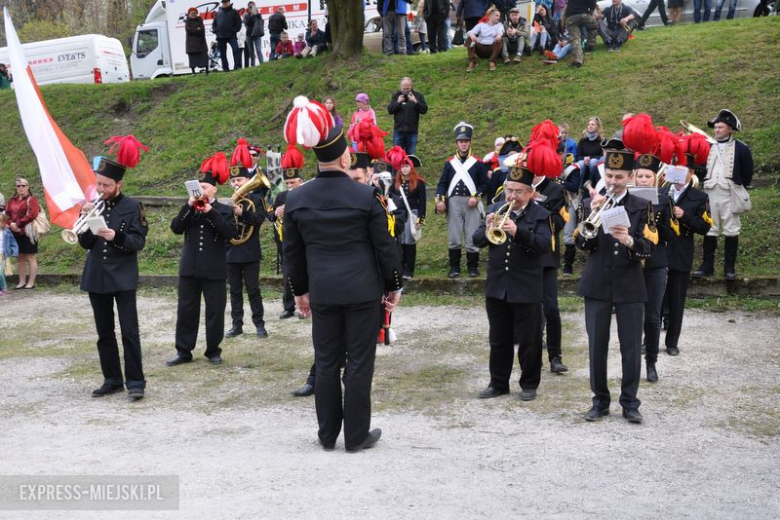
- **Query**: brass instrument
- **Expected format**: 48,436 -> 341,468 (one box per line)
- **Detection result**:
274,214 -> 284,242
680,120 -> 716,145
486,201 -> 513,245
576,187 -> 617,240
231,171 -> 272,246
61,198 -> 106,244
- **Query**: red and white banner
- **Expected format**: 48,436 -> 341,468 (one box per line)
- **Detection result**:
3,7 -> 96,229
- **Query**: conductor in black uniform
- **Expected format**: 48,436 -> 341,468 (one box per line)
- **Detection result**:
283,99 -> 403,452
576,140 -> 656,424
225,166 -> 269,339
79,153 -> 149,400
167,160 -> 237,366
473,165 -> 552,402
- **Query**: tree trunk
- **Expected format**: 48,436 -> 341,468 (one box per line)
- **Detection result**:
326,0 -> 364,59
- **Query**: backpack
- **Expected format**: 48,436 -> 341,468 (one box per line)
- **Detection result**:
252,16 -> 265,37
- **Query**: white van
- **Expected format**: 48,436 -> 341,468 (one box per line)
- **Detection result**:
0,34 -> 130,86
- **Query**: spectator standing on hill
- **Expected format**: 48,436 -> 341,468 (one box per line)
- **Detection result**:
667,0 -> 684,23
637,0 -> 669,28
322,96 -> 343,128
388,77 -> 428,155
466,7 -> 504,73
414,1 -> 429,53
244,2 -> 265,66
347,93 -> 377,148
393,0 -> 414,55
301,19 -> 328,57
693,0 -> 712,22
185,8 -> 209,74
382,0 -> 408,55
6,178 -> 40,289
212,0 -> 242,71
596,0 -> 638,52
564,0 -> 598,68
502,7 -> 529,64
268,7 -> 288,60
424,0 -> 450,53
457,0 -> 492,31
713,0 -> 738,20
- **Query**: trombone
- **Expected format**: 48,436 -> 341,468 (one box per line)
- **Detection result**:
61,198 -> 106,244
486,201 -> 513,245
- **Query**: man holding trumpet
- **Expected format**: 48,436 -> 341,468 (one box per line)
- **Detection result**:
77,136 -> 149,400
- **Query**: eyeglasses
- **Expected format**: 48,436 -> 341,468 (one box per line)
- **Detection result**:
16,184 -> 28,188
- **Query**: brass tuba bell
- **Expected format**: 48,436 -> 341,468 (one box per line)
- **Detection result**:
231,171 -> 272,246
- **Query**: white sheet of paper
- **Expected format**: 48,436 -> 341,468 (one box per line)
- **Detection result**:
630,187 -> 659,204
85,216 -> 107,234
664,165 -> 688,185
600,206 -> 631,235
184,180 -> 202,199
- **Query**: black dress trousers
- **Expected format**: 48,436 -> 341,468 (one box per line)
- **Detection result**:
487,297 -> 543,392
541,265 -> 562,360
175,276 -> 226,359
643,267 -> 667,363
227,261 -> 264,328
665,269 -> 690,351
89,291 -> 145,389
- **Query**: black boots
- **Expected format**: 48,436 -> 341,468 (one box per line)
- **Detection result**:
402,244 -> 417,280
466,252 -> 480,277
448,249 -> 461,278
692,235 -> 717,278
563,244 -> 576,275
724,236 -> 738,281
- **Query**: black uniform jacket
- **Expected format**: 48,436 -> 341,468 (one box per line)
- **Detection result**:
388,179 -> 426,223
436,154 -> 489,200
226,191 -> 266,264
79,194 -> 147,294
534,178 -> 566,268
283,171 -> 403,305
641,192 -> 677,270
662,184 -> 711,273
171,200 -> 237,280
473,201 -> 552,303
576,192 -> 655,303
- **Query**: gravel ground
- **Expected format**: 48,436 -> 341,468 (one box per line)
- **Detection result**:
0,289 -> 778,519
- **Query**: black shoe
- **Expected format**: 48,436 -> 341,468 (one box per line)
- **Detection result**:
92,383 -> 124,397
550,356 -> 569,373
279,310 -> 295,319
346,428 -> 382,453
209,355 -> 223,365
691,269 -> 713,278
520,389 -> 537,401
225,326 -> 243,338
647,363 -> 659,383
622,408 -> 643,424
562,267 -> 573,276
478,386 -> 509,399
667,346 -> 680,356
725,271 -> 737,281
585,406 -> 610,422
256,325 -> 268,338
291,383 -> 314,397
570,60 -> 583,68
166,354 -> 192,367
448,267 -> 460,279
318,438 -> 335,451
128,387 -> 145,400
467,267 -> 479,277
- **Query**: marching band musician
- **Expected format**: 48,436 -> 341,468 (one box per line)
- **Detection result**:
577,139 -> 656,424
167,152 -> 237,367
436,122 -> 489,279
388,153 -> 426,280
79,136 -> 149,400
473,149 -> 554,402
282,97 -> 402,452
662,143 -> 712,357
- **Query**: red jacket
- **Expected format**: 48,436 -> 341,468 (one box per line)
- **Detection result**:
6,194 -> 40,235
275,40 -> 294,55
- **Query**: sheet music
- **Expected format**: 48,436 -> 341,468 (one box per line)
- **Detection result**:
184,180 -> 201,199
85,216 -> 107,234
629,187 -> 659,204
664,165 -> 688,185
600,206 -> 631,235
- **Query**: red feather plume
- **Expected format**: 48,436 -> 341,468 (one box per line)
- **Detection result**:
231,138 -> 253,168
200,152 -> 229,185
281,145 -> 305,170
654,127 -> 682,165
385,146 -> 409,171
682,133 -> 711,165
530,120 -> 559,151
622,114 -> 659,155
103,135 -> 149,168
525,142 -> 562,179
355,119 -> 388,160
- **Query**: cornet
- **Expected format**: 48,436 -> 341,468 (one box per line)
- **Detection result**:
486,201 -> 513,245
576,187 -> 617,240
61,198 -> 106,244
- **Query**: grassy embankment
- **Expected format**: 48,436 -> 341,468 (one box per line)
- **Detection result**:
0,17 -> 778,280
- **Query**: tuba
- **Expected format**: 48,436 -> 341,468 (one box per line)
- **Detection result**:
576,187 -> 617,240
486,201 -> 513,245
231,171 -> 272,246
61,198 -> 106,244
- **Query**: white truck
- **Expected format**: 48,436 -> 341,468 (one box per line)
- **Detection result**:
0,34 -> 130,86
131,0 -> 382,79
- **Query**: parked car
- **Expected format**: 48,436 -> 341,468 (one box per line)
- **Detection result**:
364,16 -> 422,53
596,0 -> 765,27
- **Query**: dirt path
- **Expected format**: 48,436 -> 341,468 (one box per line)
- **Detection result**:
0,290 -> 778,519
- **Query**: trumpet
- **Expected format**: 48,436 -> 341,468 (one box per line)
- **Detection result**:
486,201 -> 513,245
576,187 -> 617,240
231,171 -> 272,246
61,198 -> 106,244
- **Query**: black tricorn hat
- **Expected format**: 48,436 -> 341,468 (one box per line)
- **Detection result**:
634,153 -> 662,174
499,137 -> 523,156
312,126 -> 348,163
407,154 -> 422,168
707,109 -> 741,131
93,156 -> 126,181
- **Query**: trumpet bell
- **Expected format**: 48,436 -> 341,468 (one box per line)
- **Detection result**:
486,228 -> 507,245
61,229 -> 79,245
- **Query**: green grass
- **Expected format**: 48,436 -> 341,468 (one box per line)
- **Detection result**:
1,18 -> 779,278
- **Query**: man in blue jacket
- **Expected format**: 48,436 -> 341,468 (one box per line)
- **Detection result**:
212,0 -> 242,71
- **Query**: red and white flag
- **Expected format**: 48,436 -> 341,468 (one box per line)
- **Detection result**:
3,7 -> 96,229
